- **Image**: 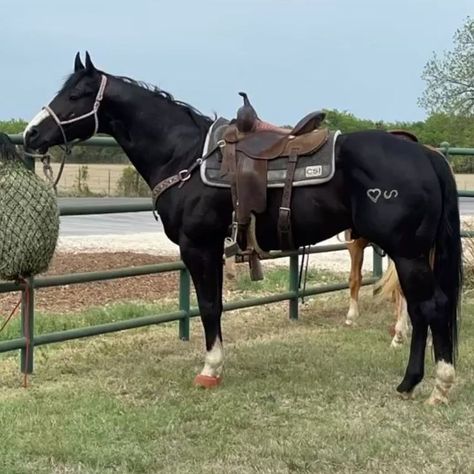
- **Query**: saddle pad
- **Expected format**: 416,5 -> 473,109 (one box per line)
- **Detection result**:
200,117 -> 340,188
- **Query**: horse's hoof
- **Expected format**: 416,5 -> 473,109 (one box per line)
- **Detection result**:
193,374 -> 222,389
425,395 -> 448,406
390,338 -> 404,349
398,390 -> 415,401
344,319 -> 354,327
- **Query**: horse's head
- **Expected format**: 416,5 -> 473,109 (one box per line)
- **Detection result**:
24,52 -> 107,153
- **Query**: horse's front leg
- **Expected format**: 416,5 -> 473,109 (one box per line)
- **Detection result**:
180,237 -> 224,388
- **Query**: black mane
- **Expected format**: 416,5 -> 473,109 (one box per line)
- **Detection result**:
58,70 -> 91,94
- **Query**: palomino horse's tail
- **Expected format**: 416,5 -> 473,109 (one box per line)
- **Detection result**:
374,251 -> 436,303
374,260 -> 400,302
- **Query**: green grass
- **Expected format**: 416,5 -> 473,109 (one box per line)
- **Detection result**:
232,266 -> 342,293
0,300 -> 176,343
0,290 -> 473,473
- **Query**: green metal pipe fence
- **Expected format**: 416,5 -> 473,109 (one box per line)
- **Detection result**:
0,221 -> 382,375
1,134 -> 473,377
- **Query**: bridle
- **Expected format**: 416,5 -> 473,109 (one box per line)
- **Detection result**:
27,74 -> 108,191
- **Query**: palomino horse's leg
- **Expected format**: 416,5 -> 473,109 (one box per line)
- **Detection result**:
391,292 -> 409,348
180,239 -> 224,388
375,259 -> 410,347
393,255 -> 455,403
345,237 -> 369,326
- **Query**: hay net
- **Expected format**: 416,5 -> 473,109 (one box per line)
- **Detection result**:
0,133 -> 59,280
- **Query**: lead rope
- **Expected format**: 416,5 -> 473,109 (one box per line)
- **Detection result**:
23,148 -> 70,194
0,297 -> 21,333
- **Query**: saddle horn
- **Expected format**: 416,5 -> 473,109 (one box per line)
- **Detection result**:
236,92 -> 259,133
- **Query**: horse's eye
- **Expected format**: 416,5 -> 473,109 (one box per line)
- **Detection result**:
69,91 -> 81,101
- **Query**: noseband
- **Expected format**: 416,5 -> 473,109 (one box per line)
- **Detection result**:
42,74 -> 108,152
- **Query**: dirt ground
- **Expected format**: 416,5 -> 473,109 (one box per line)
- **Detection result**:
0,252 -> 180,314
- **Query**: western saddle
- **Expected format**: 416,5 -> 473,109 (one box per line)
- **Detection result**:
221,92 -> 329,279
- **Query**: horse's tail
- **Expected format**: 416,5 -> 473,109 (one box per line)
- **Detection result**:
374,259 -> 400,302
428,149 -> 463,364
374,260 -> 400,300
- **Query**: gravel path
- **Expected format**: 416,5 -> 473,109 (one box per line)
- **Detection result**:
57,215 -> 474,274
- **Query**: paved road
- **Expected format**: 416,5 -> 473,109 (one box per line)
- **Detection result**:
59,198 -> 163,236
58,197 -> 474,237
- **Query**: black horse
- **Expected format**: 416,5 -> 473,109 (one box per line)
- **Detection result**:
24,53 -> 462,404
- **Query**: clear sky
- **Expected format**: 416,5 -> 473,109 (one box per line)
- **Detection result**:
0,0 -> 471,124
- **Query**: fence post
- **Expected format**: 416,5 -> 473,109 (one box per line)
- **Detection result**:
179,268 -> 191,340
23,147 -> 35,172
20,277 -> 35,374
289,254 -> 299,320
372,246 -> 383,280
440,142 -> 450,157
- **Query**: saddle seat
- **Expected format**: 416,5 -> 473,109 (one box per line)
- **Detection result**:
224,126 -> 329,160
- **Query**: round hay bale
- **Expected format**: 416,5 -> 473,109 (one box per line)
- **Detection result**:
0,134 -> 59,280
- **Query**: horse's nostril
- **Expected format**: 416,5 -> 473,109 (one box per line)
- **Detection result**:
25,126 -> 39,146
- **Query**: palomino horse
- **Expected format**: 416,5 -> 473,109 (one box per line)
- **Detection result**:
24,53 -> 462,404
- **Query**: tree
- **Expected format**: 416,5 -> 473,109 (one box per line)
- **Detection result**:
419,17 -> 474,116
0,119 -> 27,134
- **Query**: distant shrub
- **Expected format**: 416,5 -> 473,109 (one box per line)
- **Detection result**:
116,166 -> 150,197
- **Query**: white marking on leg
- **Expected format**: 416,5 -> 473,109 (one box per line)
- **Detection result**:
24,109 -> 50,137
426,360 -> 455,405
200,339 -> 224,377
345,298 -> 359,326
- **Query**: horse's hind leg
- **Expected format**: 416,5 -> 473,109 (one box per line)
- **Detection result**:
393,255 -> 455,402
345,237 -> 369,326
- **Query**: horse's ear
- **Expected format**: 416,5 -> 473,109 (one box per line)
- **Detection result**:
84,51 -> 96,72
74,52 -> 85,72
